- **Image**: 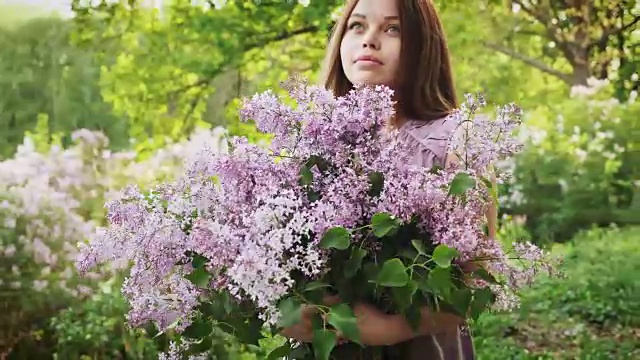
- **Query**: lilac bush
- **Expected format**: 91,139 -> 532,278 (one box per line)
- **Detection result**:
0,126 -> 228,351
504,77 -> 639,242
76,78 -> 560,359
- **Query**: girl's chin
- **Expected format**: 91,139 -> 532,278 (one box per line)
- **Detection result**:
350,77 -> 394,88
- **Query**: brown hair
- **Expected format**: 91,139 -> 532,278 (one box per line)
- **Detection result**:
321,0 -> 458,125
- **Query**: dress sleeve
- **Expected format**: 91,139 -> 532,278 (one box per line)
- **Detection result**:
397,117 -> 458,169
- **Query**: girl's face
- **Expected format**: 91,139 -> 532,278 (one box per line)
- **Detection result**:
339,0 -> 402,88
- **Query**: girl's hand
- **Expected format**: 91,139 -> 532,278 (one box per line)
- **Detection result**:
279,295 -> 342,343
460,260 -> 479,273
350,303 -> 466,345
349,302 -> 408,346
279,303 -> 319,343
280,297 -> 417,346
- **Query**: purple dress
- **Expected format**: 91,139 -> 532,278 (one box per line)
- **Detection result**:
330,117 -> 476,360
395,117 -> 475,359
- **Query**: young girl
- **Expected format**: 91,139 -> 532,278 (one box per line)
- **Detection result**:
282,0 -> 497,358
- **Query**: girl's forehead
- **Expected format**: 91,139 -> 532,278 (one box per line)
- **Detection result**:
350,0 -> 399,18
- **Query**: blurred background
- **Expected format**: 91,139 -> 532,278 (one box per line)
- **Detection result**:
0,0 -> 638,359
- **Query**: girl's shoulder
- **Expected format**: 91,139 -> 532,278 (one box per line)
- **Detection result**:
397,115 -> 458,168
399,115 -> 458,143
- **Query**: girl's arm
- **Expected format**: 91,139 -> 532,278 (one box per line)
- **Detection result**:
379,150 -> 499,345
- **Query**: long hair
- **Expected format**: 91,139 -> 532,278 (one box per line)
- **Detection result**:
320,0 -> 458,124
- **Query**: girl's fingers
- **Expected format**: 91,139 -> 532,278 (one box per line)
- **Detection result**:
336,333 -> 348,345
322,294 -> 341,306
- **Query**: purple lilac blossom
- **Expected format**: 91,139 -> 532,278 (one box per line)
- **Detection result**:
76,82 -> 555,331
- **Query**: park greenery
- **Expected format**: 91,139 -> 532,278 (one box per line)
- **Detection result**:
0,0 -> 638,358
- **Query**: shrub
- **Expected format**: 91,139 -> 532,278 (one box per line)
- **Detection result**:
0,125 -> 228,355
473,226 -> 640,359
504,78 -> 639,243
49,278 -> 161,359
524,226 -> 640,327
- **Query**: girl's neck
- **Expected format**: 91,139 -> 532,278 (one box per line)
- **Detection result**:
390,115 -> 408,129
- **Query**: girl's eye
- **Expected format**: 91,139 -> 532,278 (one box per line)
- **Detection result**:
348,21 -> 364,31
386,25 -> 400,34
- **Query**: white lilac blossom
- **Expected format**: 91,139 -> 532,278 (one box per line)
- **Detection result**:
76,81 -> 557,332
1,127 -> 227,300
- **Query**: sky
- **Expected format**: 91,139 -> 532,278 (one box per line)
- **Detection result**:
1,0 -> 74,17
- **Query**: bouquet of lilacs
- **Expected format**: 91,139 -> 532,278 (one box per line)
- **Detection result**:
76,78 -> 558,359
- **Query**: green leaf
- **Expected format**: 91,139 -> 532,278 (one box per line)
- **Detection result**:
210,291 -> 234,315
232,317 -> 265,346
429,165 -> 444,174
185,267 -> 212,288
319,227 -> 351,250
423,267 -> 453,296
344,248 -> 367,278
432,244 -> 460,268
267,342 -> 293,360
367,171 -> 384,197
391,280 -> 418,312
300,166 -> 314,186
448,172 -> 476,196
363,262 -> 380,284
307,189 -> 320,202
328,304 -> 361,344
306,155 -> 329,173
289,345 -> 311,358
304,281 -> 331,292
182,318 -> 213,339
278,297 -> 302,328
191,254 -> 208,269
371,212 -> 400,238
197,296 -> 233,320
399,248 -> 420,261
411,239 -> 427,255
451,288 -> 473,316
470,287 -> 495,321
473,267 -> 501,284
404,305 -> 422,332
481,176 -> 499,204
312,328 -> 338,360
377,258 -> 409,287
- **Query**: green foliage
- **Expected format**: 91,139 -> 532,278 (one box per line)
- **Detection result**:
23,114 -> 65,154
524,226 -> 640,327
472,226 -> 640,359
0,16 -> 129,159
506,82 -> 640,242
49,278 -> 161,359
1,0 -> 637,358
319,226 -> 351,250
71,0 -> 340,154
151,159 -> 503,360
377,258 -> 410,287
0,3 -> 65,28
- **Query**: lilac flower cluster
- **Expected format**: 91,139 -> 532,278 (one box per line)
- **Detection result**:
0,133 -> 106,298
0,126 -> 227,317
76,80 -> 556,333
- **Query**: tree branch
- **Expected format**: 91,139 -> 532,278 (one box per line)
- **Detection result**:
169,24 -> 322,124
589,14 -> 640,49
244,25 -> 320,51
482,41 -> 573,84
180,85 -> 208,135
511,0 -> 564,43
